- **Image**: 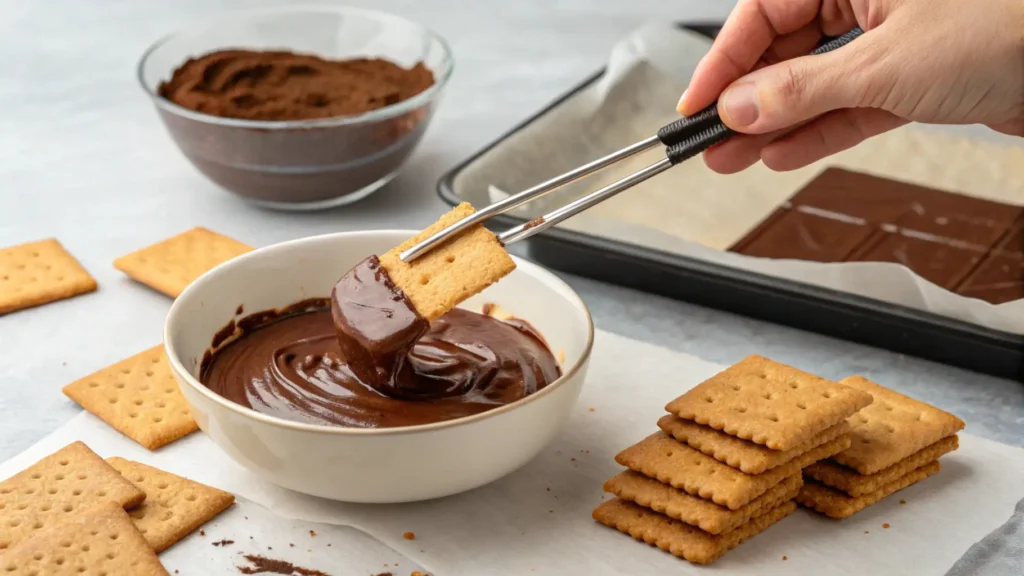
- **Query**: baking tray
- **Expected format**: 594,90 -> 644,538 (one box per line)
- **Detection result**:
437,22 -> 1024,382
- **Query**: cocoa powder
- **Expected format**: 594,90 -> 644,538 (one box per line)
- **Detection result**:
159,50 -> 435,121
236,554 -> 332,575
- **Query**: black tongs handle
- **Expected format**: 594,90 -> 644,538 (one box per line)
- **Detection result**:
657,26 -> 865,165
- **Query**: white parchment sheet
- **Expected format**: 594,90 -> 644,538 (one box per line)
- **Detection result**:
451,23 -> 1024,335
3,330 -> 1022,575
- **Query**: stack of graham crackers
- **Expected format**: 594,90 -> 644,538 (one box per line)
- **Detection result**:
593,355 -> 965,565
0,441 -> 235,575
797,376 -> 964,519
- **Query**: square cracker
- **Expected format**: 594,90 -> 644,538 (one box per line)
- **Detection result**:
798,460 -> 941,519
0,502 -> 168,576
593,497 -> 796,565
805,435 -> 958,497
113,227 -> 252,298
107,458 -> 235,552
604,471 -> 802,535
665,355 -> 874,451
63,345 -> 198,450
378,202 -> 516,320
0,442 -> 146,551
658,414 -> 850,474
0,238 -> 97,314
615,432 -> 850,510
830,376 -> 965,474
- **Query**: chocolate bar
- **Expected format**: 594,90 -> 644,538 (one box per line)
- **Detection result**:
729,168 -> 1024,304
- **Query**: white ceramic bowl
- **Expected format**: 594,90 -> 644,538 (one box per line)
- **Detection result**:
164,230 -> 593,503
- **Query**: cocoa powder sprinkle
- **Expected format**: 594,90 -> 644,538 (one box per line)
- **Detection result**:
237,554 -> 331,575
159,50 -> 435,122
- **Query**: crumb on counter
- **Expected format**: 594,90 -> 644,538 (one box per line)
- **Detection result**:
309,530 -> 317,537
782,556 -> 788,561
882,523 -> 890,529
899,499 -> 906,504
403,531 -> 415,540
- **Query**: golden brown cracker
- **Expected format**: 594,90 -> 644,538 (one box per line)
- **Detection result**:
0,238 -> 97,315
665,355 -> 874,451
831,376 -> 965,474
805,435 -> 958,497
0,502 -> 168,576
107,458 -> 234,552
379,202 -> 516,320
797,461 -> 941,519
658,414 -> 850,475
615,432 -> 850,510
604,470 -> 802,535
113,227 -> 252,298
0,442 -> 146,551
592,497 -> 796,565
63,346 -> 198,450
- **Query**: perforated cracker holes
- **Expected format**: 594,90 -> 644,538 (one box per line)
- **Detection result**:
0,442 -> 145,552
63,346 -> 198,450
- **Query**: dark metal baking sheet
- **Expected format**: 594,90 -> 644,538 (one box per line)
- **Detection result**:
436,22 -> 1024,382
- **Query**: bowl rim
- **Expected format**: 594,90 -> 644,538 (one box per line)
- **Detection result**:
136,5 -> 455,130
163,229 -> 595,436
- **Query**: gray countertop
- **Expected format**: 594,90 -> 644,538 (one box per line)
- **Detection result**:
1,0 -> 1021,464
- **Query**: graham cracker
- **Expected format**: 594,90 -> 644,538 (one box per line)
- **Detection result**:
378,202 -> 516,320
107,458 -> 234,552
113,227 -> 252,298
0,502 -> 168,576
805,435 -> 958,497
0,442 -> 146,551
604,470 -> 802,535
658,414 -> 850,474
63,345 -> 198,450
0,238 -> 97,314
665,355 -> 874,451
592,497 -> 796,565
797,460 -> 941,519
615,432 -> 850,510
830,376 -> 965,474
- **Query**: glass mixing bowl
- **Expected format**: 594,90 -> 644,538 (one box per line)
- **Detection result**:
138,6 -> 453,210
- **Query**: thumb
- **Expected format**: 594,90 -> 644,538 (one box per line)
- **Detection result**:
717,30 -> 886,134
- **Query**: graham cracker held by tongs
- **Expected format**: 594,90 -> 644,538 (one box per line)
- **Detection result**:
399,27 -> 864,264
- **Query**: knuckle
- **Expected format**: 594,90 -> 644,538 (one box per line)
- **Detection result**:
774,64 -> 811,105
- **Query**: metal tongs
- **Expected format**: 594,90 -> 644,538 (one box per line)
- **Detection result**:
400,27 -> 864,263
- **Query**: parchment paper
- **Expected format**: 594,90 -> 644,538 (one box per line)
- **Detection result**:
451,23 -> 1024,335
3,330 -> 1022,575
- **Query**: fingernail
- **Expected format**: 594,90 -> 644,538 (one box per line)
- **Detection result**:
720,83 -> 759,127
676,90 -> 688,114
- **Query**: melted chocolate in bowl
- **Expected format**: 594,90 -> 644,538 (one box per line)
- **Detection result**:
200,257 -> 561,428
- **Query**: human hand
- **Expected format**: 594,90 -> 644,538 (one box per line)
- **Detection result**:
679,0 -> 1024,174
